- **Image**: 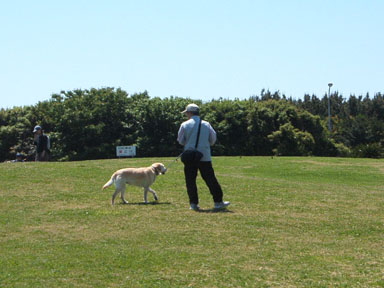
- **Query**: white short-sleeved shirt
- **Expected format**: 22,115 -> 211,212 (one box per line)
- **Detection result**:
177,116 -> 217,162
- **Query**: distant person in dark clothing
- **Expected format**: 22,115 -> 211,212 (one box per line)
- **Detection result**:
13,153 -> 24,162
33,125 -> 50,161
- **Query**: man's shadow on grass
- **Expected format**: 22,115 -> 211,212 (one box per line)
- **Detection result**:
117,202 -> 233,213
196,208 -> 234,214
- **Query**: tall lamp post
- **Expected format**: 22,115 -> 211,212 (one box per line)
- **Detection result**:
327,83 -> 333,132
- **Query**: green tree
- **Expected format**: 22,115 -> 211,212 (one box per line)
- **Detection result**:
268,123 -> 315,156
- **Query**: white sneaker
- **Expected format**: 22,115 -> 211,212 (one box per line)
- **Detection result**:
214,201 -> 230,209
190,203 -> 200,211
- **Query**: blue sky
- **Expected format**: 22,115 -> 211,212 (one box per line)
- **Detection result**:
1,0 -> 383,109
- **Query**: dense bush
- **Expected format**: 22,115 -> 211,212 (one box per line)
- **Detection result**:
1,88 -> 383,161
352,143 -> 384,158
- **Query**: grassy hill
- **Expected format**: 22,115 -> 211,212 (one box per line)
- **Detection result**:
1,157 -> 384,287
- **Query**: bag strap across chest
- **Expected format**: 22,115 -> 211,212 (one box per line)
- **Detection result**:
194,119 -> 202,149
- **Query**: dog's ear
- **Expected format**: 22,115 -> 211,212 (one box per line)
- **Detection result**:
152,163 -> 166,175
152,163 -> 161,175
156,163 -> 167,175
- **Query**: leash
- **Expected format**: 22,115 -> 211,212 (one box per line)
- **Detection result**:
166,152 -> 183,171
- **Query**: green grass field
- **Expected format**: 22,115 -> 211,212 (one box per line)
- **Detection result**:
1,157 -> 384,287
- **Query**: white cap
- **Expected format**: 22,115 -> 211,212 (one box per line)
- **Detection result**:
33,125 -> 42,133
182,103 -> 199,114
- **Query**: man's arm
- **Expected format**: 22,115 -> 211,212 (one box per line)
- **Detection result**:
208,124 -> 217,146
177,125 -> 186,145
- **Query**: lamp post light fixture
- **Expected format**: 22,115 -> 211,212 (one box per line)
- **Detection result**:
328,83 -> 333,132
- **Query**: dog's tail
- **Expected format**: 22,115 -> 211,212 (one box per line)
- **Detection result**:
102,173 -> 116,190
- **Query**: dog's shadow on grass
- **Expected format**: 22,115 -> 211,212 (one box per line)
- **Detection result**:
119,202 -> 171,206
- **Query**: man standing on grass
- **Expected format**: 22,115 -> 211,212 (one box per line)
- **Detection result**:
177,103 -> 230,211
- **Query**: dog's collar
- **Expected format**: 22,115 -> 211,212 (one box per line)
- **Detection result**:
152,165 -> 159,175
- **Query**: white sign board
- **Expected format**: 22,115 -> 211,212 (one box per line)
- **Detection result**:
116,146 -> 136,157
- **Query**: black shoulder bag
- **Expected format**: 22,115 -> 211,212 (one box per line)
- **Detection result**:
181,119 -> 204,165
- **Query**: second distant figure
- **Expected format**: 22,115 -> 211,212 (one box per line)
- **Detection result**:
33,125 -> 50,161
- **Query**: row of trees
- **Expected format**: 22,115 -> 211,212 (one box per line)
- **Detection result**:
1,88 -> 383,162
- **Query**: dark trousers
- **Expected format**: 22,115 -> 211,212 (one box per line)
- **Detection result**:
35,150 -> 50,161
184,161 -> 223,204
